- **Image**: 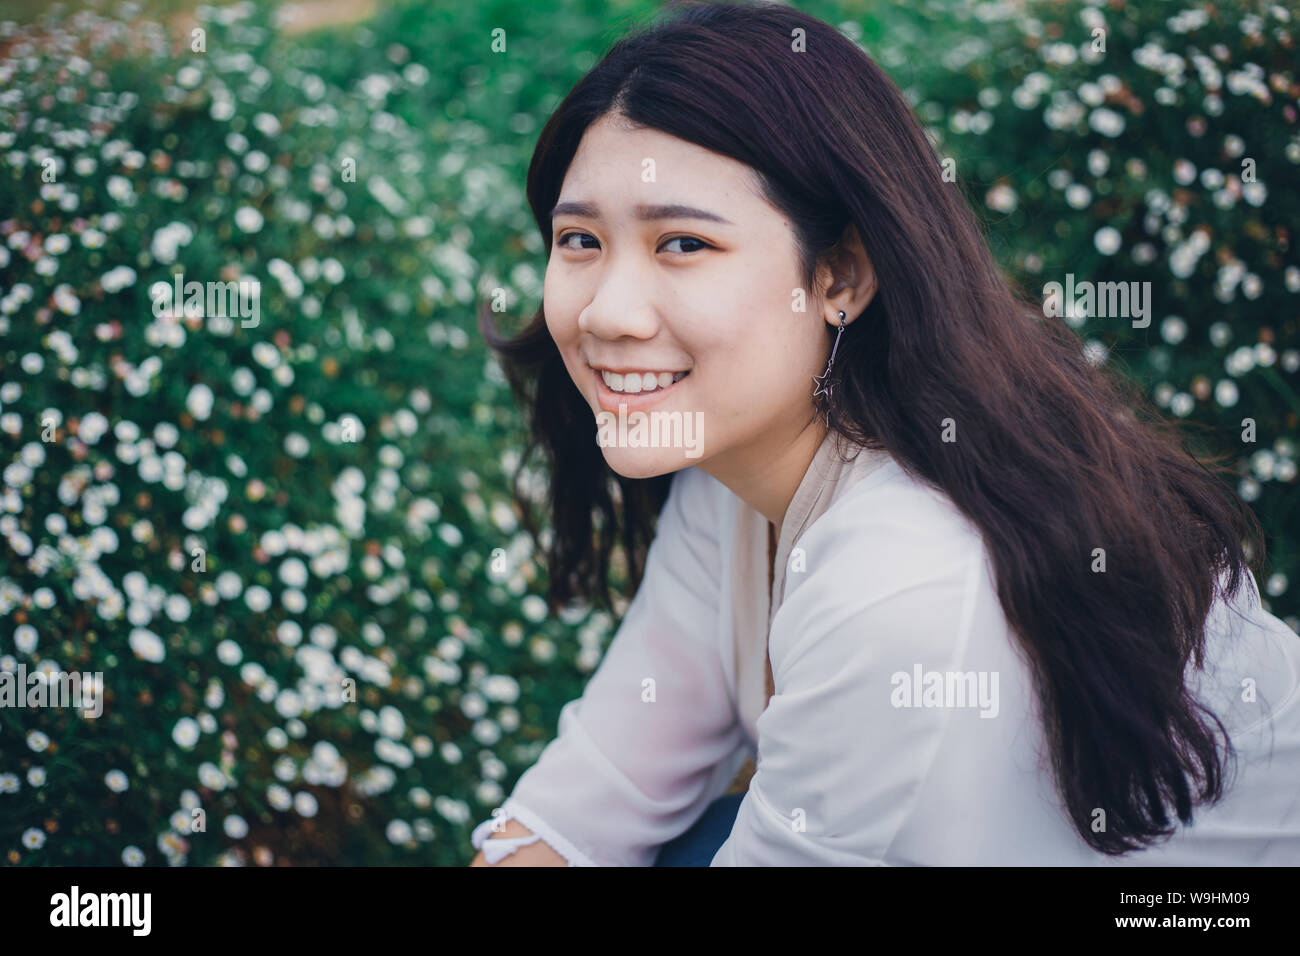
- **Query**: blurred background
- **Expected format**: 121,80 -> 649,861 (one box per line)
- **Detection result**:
1,0 -> 1296,865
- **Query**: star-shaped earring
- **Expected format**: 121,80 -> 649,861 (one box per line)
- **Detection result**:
812,368 -> 833,401
812,368 -> 833,426
812,310 -> 847,427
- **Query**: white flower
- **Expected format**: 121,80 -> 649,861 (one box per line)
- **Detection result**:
105,769 -> 129,792
244,585 -> 271,613
216,639 -> 243,665
1065,183 -> 1091,209
122,846 -> 146,866
165,594 -> 191,622
106,175 -> 134,203
275,689 -> 303,719
100,265 -> 137,293
173,717 -> 200,749
294,791 -> 318,817
78,411 -> 109,444
231,368 -> 256,394
985,183 -> 1017,213
279,557 -> 308,589
129,627 -> 166,662
1088,107 -> 1126,137
27,730 -> 50,752
235,206 -> 264,233
216,572 -> 242,600
379,705 -> 405,739
14,624 -> 37,654
186,383 -> 214,420
22,828 -> 45,849
386,819 -> 413,844
482,675 -> 520,703
149,222 -> 193,263
198,762 -> 227,790
1094,226 -> 1122,255
252,112 -> 281,137
1161,316 -> 1188,345
260,783 -> 290,812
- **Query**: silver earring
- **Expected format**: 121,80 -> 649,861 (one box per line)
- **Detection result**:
812,310 -> 846,426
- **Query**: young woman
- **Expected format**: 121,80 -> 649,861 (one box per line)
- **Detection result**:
469,0 -> 1300,866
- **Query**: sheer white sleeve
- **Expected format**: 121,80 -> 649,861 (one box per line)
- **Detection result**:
470,466 -> 751,866
470,796 -> 595,866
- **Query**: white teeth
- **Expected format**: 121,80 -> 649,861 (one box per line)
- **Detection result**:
600,369 -> 689,393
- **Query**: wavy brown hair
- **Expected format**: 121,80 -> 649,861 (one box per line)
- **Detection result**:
478,0 -> 1268,855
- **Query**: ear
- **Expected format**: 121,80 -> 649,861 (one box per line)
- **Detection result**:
816,223 -> 877,326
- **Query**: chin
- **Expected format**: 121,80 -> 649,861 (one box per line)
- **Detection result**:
598,446 -> 697,480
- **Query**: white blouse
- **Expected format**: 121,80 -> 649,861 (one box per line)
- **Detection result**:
471,431 -> 1300,865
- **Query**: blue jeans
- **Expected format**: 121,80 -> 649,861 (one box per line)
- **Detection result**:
653,792 -> 745,866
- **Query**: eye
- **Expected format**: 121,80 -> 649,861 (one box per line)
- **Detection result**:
555,231 -> 599,251
660,235 -> 711,254
553,231 -> 712,255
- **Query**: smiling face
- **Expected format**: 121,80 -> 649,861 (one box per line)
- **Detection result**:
543,111 -> 834,490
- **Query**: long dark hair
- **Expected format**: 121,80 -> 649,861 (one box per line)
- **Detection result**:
478,0 -> 1268,856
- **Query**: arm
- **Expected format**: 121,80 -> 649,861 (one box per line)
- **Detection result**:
468,467 -> 752,866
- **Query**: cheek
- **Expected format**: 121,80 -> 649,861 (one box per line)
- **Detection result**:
543,273 -> 581,344
722,318 -> 814,405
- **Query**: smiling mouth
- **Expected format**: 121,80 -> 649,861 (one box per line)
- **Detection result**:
597,369 -> 690,395
592,367 -> 691,411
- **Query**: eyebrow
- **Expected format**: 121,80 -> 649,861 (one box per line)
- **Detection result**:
550,200 -> 734,226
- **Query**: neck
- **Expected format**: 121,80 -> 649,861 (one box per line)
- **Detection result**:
701,417 -> 828,542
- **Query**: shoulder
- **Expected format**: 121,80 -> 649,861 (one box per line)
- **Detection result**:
794,457 -> 988,596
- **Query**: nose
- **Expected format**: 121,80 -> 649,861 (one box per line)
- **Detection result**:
576,252 -> 661,342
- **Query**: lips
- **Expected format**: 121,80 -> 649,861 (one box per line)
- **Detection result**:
593,367 -> 691,414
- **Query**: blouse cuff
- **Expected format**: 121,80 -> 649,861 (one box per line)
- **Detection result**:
470,797 -> 599,867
